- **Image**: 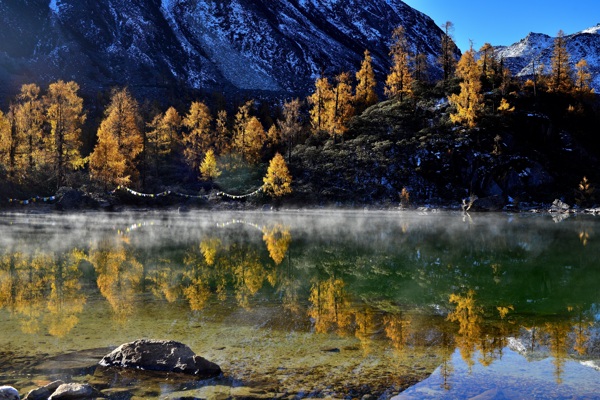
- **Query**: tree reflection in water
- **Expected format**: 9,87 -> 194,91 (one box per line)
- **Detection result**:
0,212 -> 599,389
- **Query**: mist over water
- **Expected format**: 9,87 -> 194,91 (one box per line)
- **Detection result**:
0,210 -> 599,398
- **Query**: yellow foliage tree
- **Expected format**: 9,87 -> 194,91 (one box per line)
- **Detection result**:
267,124 -> 279,147
478,43 -> 498,82
263,153 -> 292,198
182,101 -> 213,171
162,106 -> 182,152
331,72 -> 355,140
89,123 -> 129,189
214,110 -> 230,154
448,45 -> 484,128
385,25 -> 413,101
0,109 -> 17,180
146,107 -> 181,177
308,76 -> 334,132
574,58 -> 593,94
98,88 -> 143,184
200,148 -> 221,184
549,30 -> 574,93
234,116 -> 266,164
44,80 -> 86,188
355,49 -> 378,111
277,98 -> 302,162
15,84 -> 44,172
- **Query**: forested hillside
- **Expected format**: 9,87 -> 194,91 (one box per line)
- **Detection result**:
1,24 -> 599,210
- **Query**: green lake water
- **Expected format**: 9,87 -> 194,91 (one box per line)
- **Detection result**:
0,210 -> 600,399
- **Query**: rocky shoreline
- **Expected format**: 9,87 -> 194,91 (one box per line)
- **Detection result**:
2,187 -> 599,216
0,340 -> 221,400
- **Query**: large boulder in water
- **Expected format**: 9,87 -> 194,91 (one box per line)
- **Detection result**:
99,339 -> 221,377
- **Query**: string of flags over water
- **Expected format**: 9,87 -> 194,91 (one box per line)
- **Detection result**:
6,185 -> 264,205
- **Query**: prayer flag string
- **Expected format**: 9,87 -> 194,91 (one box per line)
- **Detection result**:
116,185 -> 264,200
7,195 -> 56,205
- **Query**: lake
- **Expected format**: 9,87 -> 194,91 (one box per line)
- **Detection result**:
0,210 -> 599,399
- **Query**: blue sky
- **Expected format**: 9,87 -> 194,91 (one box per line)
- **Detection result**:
402,1 -> 600,51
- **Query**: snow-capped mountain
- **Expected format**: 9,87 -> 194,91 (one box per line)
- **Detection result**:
0,0 -> 455,101
497,24 -> 600,91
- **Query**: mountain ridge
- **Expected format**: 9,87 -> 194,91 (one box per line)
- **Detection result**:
0,0 -> 455,102
496,24 -> 600,91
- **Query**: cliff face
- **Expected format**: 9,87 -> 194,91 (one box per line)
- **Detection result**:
0,0 -> 454,99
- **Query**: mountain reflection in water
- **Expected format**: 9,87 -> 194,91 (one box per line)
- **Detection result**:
0,211 -> 599,398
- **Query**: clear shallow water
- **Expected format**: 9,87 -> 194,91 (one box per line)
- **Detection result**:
0,210 -> 599,399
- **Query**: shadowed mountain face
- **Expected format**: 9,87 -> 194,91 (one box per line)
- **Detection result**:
0,0 -> 453,100
496,24 -> 600,92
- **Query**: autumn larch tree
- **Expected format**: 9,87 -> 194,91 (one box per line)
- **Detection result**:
0,110 -> 14,178
146,109 -> 180,178
232,101 -> 267,164
214,109 -> 230,155
182,101 -> 213,172
478,43 -> 499,90
263,152 -> 292,198
448,45 -> 484,128
162,106 -> 182,154
439,21 -> 457,83
331,72 -> 354,141
574,59 -> 593,95
89,122 -> 128,189
385,25 -> 413,102
308,76 -> 333,133
15,84 -> 44,172
200,148 -> 221,187
99,88 -> 143,185
355,50 -> 378,112
549,30 -> 574,93
267,124 -> 279,148
235,116 -> 266,164
276,98 -> 302,163
44,80 -> 86,188
0,106 -> 21,181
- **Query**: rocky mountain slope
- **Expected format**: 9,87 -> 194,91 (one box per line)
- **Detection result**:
497,24 -> 600,91
0,0 -> 455,101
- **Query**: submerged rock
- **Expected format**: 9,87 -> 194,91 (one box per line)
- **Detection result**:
0,386 -> 19,400
99,339 -> 221,377
23,380 -> 64,400
47,383 -> 98,400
